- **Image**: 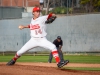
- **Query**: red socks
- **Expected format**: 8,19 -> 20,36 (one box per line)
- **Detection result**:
13,54 -> 20,61
52,51 -> 60,63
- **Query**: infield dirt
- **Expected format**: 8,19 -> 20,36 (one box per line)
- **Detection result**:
0,62 -> 100,75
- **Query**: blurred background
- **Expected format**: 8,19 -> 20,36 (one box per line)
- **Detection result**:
0,0 -> 100,55
0,0 -> 100,18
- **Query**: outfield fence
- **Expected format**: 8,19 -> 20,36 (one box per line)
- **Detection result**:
0,14 -> 100,54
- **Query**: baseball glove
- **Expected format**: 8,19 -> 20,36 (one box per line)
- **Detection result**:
45,16 -> 57,24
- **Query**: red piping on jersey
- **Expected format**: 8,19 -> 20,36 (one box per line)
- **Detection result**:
47,13 -> 52,20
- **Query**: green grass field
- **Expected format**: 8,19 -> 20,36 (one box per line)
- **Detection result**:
0,55 -> 100,71
0,55 -> 100,64
0,55 -> 100,63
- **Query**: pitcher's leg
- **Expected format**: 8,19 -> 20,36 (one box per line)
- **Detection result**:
7,38 -> 37,65
39,38 -> 60,63
14,38 -> 37,60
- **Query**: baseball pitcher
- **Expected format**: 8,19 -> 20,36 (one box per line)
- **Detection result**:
6,6 -> 69,68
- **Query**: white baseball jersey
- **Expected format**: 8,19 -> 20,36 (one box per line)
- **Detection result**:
29,15 -> 48,37
17,14 -> 58,58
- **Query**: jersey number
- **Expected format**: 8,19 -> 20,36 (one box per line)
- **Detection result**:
35,29 -> 42,35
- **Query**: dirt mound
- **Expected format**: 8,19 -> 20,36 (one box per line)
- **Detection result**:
0,63 -> 100,75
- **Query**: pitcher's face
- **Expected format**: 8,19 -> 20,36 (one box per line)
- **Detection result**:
33,11 -> 40,18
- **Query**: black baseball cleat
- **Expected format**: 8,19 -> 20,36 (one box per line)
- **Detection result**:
6,59 -> 16,66
57,60 -> 69,68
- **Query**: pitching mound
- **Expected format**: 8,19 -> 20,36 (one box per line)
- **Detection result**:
0,63 -> 100,75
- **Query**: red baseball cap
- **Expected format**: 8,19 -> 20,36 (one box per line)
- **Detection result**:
33,7 -> 40,12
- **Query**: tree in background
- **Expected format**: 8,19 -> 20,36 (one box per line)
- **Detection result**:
45,0 -> 65,14
45,0 -> 78,14
80,0 -> 100,12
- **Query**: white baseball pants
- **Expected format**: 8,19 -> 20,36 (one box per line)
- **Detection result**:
17,37 -> 57,56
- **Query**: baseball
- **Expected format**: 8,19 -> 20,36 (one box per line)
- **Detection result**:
18,26 -> 22,29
